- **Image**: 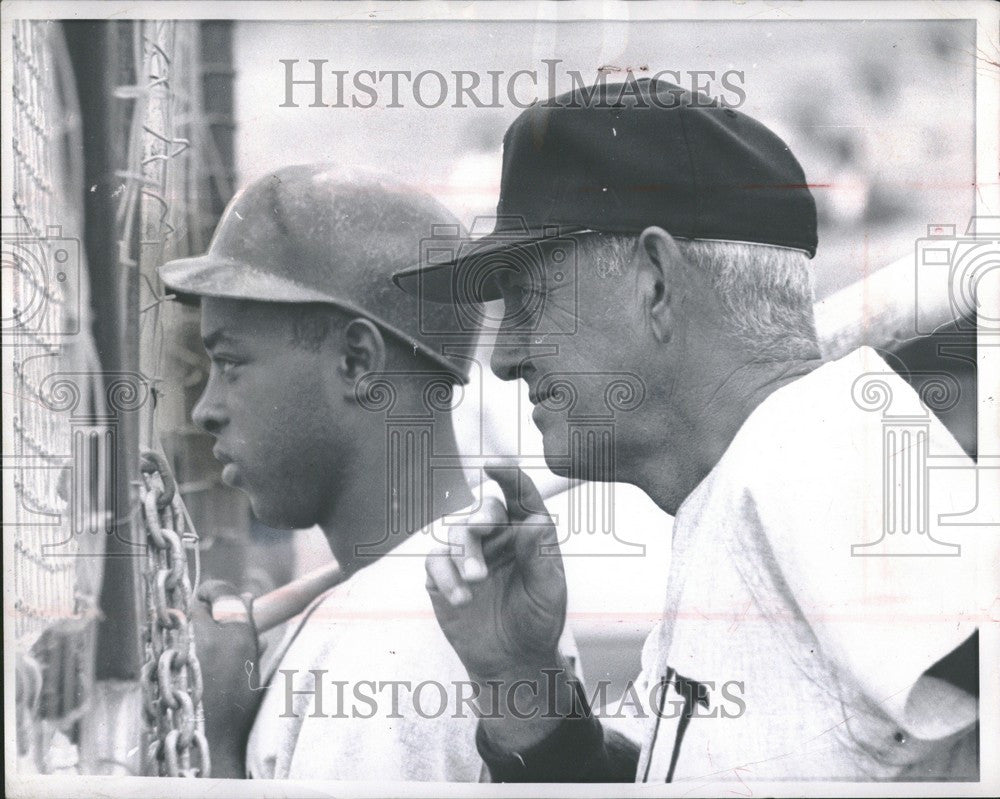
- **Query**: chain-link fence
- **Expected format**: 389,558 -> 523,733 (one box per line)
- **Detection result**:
6,18 -> 108,773
6,18 -> 231,778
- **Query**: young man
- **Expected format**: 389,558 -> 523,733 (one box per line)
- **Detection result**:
401,79 -> 989,782
159,164 -> 489,780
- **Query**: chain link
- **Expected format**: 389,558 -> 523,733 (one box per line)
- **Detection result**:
139,450 -> 210,777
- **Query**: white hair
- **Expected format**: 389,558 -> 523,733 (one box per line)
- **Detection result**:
584,233 -> 819,360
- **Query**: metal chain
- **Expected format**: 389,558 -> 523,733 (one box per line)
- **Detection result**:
138,450 -> 210,777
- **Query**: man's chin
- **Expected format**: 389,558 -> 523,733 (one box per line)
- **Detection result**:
246,496 -> 308,531
541,446 -> 617,483
539,421 -> 622,482
543,458 -> 573,478
539,428 -> 579,479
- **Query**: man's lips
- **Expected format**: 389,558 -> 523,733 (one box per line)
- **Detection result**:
212,446 -> 233,465
213,447 -> 241,485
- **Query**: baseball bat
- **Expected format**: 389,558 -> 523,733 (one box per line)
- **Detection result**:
814,251 -> 954,360
214,251 -> 957,633
213,561 -> 344,632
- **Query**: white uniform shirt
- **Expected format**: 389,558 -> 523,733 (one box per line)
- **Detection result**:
631,347 -> 986,784
246,524 -> 580,781
245,529 -> 484,781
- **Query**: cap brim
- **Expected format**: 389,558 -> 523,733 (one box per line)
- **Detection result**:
159,254 -> 472,384
159,255 -> 335,304
392,224 -> 589,304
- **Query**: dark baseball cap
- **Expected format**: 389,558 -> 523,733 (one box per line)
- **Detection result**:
394,77 -> 817,303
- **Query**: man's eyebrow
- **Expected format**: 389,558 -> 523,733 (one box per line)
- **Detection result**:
202,329 -> 236,351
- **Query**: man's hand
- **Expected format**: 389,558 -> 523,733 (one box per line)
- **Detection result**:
425,463 -> 571,749
192,579 -> 265,778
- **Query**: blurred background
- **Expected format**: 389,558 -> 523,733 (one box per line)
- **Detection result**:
236,19 -> 976,296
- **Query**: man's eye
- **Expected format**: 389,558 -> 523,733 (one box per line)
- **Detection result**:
515,284 -> 546,310
503,281 -> 542,304
212,356 -> 240,376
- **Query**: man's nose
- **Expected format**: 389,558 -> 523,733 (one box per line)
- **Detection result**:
490,336 -> 526,382
488,287 -> 547,382
191,382 -> 226,435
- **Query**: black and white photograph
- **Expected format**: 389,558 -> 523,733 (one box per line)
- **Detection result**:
3,2 -> 999,797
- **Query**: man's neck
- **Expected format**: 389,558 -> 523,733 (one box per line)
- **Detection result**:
636,353 -> 822,515
320,419 -> 473,575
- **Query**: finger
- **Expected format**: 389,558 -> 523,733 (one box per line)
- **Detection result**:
450,494 -> 506,582
513,519 -> 567,633
484,462 -> 549,521
211,595 -> 252,625
425,546 -> 472,606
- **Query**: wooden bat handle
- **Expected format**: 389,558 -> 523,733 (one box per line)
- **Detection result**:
243,561 -> 345,633
814,251 -> 953,360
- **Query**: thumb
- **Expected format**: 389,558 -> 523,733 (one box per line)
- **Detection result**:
196,578 -> 241,605
196,579 -> 254,625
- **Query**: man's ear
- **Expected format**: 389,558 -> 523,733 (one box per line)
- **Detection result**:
635,226 -> 686,343
337,318 -> 386,394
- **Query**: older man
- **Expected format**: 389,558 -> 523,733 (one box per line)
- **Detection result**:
399,79 -> 985,782
158,164 -> 491,780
